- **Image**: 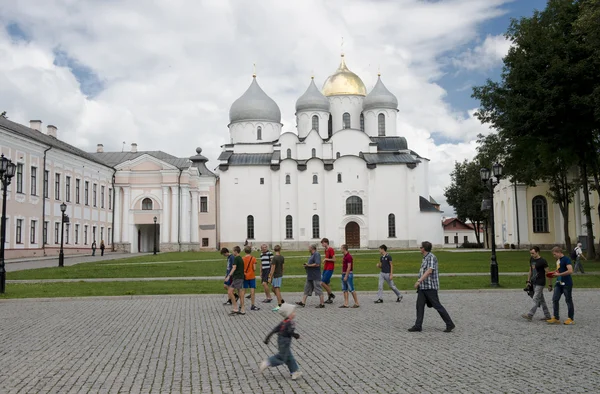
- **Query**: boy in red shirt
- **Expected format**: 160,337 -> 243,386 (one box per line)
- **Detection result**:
321,238 -> 336,303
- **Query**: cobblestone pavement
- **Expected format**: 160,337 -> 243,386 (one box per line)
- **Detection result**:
1,290 -> 599,393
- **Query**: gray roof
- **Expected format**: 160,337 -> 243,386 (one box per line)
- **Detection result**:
0,117 -> 112,168
229,77 -> 281,124
361,152 -> 420,165
90,151 -> 193,171
363,76 -> 398,111
189,147 -> 215,176
226,153 -> 273,166
370,136 -> 409,151
420,196 -> 440,212
296,78 -> 330,113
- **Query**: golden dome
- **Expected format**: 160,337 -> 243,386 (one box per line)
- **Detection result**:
322,55 -> 367,97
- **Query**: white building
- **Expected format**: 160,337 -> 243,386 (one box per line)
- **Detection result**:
218,55 -> 443,249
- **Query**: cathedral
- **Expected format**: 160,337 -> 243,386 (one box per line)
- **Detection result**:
217,54 -> 443,249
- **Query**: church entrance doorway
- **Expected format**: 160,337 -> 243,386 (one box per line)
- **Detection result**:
345,222 -> 360,248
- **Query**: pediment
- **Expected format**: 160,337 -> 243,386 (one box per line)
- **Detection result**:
115,153 -> 179,171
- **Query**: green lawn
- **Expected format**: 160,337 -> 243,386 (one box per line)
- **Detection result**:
8,250 -> 600,281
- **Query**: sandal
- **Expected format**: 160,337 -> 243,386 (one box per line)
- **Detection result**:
237,311 -> 246,315
352,305 -> 360,308
229,311 -> 239,316
338,305 -> 349,308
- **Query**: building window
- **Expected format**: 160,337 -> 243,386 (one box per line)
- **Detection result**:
313,175 -> 318,184
65,176 -> 71,202
336,152 -> 340,159
311,148 -> 316,158
444,236 -> 449,244
30,166 -> 37,196
108,188 -> 112,209
285,175 -> 291,184
84,181 -> 89,205
43,170 -> 49,198
257,126 -> 262,140
16,219 -> 23,244
75,224 -> 79,244
142,198 -> 153,210
312,115 -> 319,131
346,196 -> 363,215
55,223 -> 60,244
247,215 -> 255,239
312,215 -> 319,239
93,184 -> 97,207
388,213 -> 396,238
100,227 -> 104,242
464,236 -> 468,243
337,173 -> 342,183
260,178 -> 264,185
360,113 -> 365,132
101,186 -> 105,208
75,179 -> 80,204
378,113 -> 386,136
286,149 -> 292,159
108,228 -> 111,244
285,215 -> 293,239
30,220 -> 36,244
532,195 -> 549,233
84,225 -> 88,245
200,196 -> 208,212
65,223 -> 70,244
343,113 -> 350,129
202,238 -> 209,247
328,115 -> 333,138
55,173 -> 60,200
92,226 -> 96,242
16,163 -> 23,193
43,221 -> 48,244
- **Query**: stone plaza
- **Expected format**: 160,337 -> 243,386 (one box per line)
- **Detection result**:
1,290 -> 599,393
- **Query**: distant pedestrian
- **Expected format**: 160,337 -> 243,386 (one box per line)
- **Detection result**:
91,241 -> 97,256
269,245 -> 285,311
225,246 -> 245,315
259,303 -> 302,381
242,246 -> 260,311
221,248 -> 239,306
260,244 -> 274,303
100,240 -> 105,256
408,241 -> 455,333
321,238 -> 336,304
521,246 -> 552,321
547,246 -> 575,325
296,244 -> 325,308
339,244 -> 359,308
573,243 -> 586,274
374,244 -> 402,303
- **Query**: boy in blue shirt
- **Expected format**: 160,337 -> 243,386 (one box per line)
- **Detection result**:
547,246 -> 575,325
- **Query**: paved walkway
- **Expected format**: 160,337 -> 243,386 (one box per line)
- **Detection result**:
4,252 -> 135,272
0,290 -> 598,393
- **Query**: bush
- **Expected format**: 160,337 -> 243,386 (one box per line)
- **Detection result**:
461,242 -> 483,249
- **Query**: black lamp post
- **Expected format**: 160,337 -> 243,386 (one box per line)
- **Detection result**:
0,154 -> 17,294
58,202 -> 67,267
153,216 -> 157,255
480,162 -> 503,287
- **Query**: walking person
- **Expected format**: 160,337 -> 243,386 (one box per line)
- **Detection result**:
259,303 -> 303,381
260,244 -> 274,302
269,245 -> 285,311
321,238 -> 336,304
522,246 -> 552,321
91,240 -> 97,256
547,246 -> 575,325
374,244 -> 403,303
573,243 -> 586,274
295,244 -> 325,308
225,246 -> 245,315
221,248 -> 239,305
241,246 -> 260,311
339,244 -> 359,308
408,241 -> 455,333
100,240 -> 105,256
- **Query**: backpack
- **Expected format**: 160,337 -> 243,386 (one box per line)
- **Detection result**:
570,248 -> 577,260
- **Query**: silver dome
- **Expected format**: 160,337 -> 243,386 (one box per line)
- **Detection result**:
296,78 -> 330,113
229,77 -> 281,124
363,76 -> 398,111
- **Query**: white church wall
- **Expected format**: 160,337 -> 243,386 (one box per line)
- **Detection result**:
229,121 -> 282,144
330,129 -> 372,157
363,109 -> 398,137
296,110 -> 329,139
298,131 -> 324,160
328,95 -> 364,133
418,213 -> 444,246
279,133 -> 299,160
232,144 -> 274,154
278,160 -> 300,249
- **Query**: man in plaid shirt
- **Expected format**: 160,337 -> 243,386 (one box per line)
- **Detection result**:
408,241 -> 455,333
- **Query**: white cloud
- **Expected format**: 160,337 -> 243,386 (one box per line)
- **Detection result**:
0,0 -> 513,215
452,34 -> 512,71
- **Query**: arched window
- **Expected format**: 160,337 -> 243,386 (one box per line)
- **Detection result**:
337,173 -> 342,183
311,148 -> 316,158
343,113 -> 351,129
360,113 -> 365,132
247,215 -> 255,239
336,152 -> 341,159
313,175 -> 318,184
285,215 -> 293,239
257,126 -> 262,140
285,174 -> 291,184
346,196 -> 363,215
312,215 -> 320,239
328,115 -> 333,138
312,115 -> 319,131
142,198 -> 153,210
286,148 -> 291,159
388,213 -> 396,237
378,113 -> 385,136
532,196 -> 549,233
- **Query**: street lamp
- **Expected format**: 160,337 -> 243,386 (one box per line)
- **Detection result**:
153,216 -> 157,255
58,202 -> 67,267
480,162 -> 503,287
0,154 -> 17,294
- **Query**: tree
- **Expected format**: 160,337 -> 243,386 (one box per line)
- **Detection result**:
444,159 -> 487,246
0,111 -> 6,118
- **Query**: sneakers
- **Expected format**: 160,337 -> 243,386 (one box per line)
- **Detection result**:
396,296 -> 403,303
521,314 -> 532,321
408,326 -> 422,332
291,371 -> 303,381
324,299 -> 333,304
246,295 -> 252,299
564,318 -> 575,325
295,301 -> 305,307
261,299 -> 273,303
329,293 -> 336,300
374,299 -> 383,304
224,300 -> 232,306
444,324 -> 456,333
250,305 -> 261,311
546,317 -> 561,324
271,306 -> 280,312
259,360 -> 269,373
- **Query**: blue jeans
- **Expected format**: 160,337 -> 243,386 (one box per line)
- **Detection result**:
552,284 -> 574,320
341,273 -> 355,292
268,337 -> 298,373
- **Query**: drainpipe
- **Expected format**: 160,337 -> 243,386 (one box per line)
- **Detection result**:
177,168 -> 183,251
513,181 -> 520,248
215,176 -> 219,251
111,168 -> 116,252
41,146 -> 52,255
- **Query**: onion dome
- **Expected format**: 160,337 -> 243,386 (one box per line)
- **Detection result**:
229,76 -> 281,124
363,75 -> 398,111
296,77 -> 330,113
322,55 -> 367,97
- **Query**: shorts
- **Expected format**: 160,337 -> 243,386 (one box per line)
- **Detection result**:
224,278 -> 232,287
271,277 -> 282,288
243,278 -> 256,289
261,268 -> 271,283
321,270 -> 334,284
230,279 -> 243,289
341,273 -> 355,292
304,279 -> 323,296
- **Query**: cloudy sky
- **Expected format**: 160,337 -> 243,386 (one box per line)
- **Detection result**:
0,0 -> 547,213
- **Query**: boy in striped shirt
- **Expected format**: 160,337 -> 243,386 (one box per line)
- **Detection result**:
260,244 -> 274,303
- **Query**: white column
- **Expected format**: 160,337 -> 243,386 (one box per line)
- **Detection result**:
171,186 -> 179,243
162,186 -> 170,243
113,186 -> 121,242
181,186 -> 190,243
122,187 -> 130,243
191,190 -> 199,243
